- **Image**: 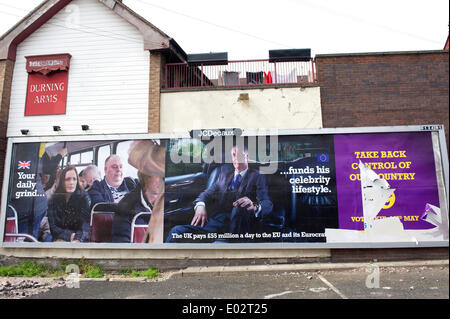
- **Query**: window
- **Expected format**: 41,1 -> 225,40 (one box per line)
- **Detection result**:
75,165 -> 88,175
80,151 -> 93,164
69,153 -> 80,165
166,139 -> 205,177
69,150 -> 94,173
115,141 -> 138,179
97,145 -> 111,179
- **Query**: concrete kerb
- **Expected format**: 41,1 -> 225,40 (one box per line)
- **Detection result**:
69,259 -> 450,282
2,259 -> 446,283
173,259 -> 449,277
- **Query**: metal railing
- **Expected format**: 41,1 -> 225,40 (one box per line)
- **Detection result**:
164,59 -> 316,89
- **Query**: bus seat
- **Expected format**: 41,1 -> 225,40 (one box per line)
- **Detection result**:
4,205 -> 38,242
131,212 -> 151,243
89,202 -> 117,243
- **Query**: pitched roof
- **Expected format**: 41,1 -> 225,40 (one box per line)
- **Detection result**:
0,0 -> 186,61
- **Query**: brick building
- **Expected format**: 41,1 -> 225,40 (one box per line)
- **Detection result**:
315,50 -> 449,148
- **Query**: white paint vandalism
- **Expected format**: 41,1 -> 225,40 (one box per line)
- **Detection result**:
406,204 -> 446,241
325,161 -> 445,243
421,204 -> 442,227
368,217 -> 413,242
359,160 -> 395,232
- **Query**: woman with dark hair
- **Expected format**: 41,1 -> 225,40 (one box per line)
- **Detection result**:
47,166 -> 91,242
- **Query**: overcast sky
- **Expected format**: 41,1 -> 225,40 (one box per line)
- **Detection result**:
0,0 -> 448,60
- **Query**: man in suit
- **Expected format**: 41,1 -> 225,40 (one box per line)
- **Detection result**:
166,144 -> 273,243
88,155 -> 136,209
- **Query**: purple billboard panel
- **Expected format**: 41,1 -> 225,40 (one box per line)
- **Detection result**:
334,132 -> 440,231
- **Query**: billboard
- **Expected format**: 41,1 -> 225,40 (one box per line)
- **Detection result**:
1,126 -> 448,248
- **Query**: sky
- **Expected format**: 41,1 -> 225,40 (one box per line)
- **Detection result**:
0,0 -> 448,60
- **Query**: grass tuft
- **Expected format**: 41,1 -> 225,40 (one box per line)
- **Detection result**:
130,267 -> 161,279
0,259 -> 161,280
0,261 -> 63,277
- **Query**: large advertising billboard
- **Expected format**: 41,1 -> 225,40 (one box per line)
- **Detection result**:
1,126 -> 448,248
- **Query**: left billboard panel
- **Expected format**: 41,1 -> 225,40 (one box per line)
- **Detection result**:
3,139 -> 166,244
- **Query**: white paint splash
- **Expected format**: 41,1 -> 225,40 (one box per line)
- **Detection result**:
325,161 -> 445,243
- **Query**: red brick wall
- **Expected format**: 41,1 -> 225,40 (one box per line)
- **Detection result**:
148,51 -> 165,133
315,51 -> 449,147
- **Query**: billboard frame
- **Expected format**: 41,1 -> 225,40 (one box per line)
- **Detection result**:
1,125 -> 448,249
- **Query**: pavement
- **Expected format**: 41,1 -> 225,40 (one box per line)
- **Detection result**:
171,259 -> 449,277
3,258 -> 444,302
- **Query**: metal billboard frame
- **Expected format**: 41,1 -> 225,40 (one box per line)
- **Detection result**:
1,125 -> 448,249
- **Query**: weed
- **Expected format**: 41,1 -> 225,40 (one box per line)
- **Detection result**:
82,265 -> 104,278
130,267 -> 161,279
0,261 -> 63,277
118,268 -> 133,275
0,260 -> 159,279
60,258 -> 104,278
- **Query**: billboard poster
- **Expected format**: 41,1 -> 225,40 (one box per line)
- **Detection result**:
329,132 -> 446,243
1,128 -> 448,247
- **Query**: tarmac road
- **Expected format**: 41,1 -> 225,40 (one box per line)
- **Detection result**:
26,260 -> 448,300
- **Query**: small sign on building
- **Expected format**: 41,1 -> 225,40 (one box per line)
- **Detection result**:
24,53 -> 71,116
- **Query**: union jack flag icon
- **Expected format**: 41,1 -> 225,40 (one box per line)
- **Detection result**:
18,161 -> 31,169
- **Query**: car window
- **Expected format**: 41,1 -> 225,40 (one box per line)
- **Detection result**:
166,139 -> 204,177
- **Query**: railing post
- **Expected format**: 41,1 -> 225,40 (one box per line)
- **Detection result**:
311,58 -> 316,83
201,63 -> 204,87
274,61 -> 277,84
165,59 -> 317,88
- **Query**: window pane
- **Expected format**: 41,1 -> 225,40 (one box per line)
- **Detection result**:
70,153 -> 80,165
81,151 -> 93,164
116,141 -> 137,180
76,165 -> 88,175
97,145 -> 111,179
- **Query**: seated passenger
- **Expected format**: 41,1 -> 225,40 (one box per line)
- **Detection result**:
111,173 -> 163,243
88,155 -> 136,208
41,147 -> 67,194
45,169 -> 61,200
79,170 -> 87,190
47,166 -> 91,242
79,165 -> 100,191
